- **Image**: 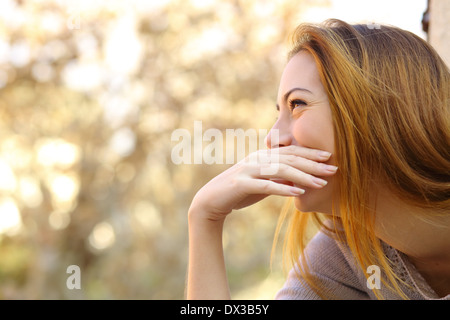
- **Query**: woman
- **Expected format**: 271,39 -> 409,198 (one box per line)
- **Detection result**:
186,19 -> 450,300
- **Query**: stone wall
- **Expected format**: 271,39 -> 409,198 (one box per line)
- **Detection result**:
428,0 -> 450,66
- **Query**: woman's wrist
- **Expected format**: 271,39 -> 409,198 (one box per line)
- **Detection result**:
188,200 -> 229,224
187,204 -> 230,299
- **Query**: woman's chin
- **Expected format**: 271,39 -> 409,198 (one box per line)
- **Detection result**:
293,188 -> 332,214
293,193 -> 313,213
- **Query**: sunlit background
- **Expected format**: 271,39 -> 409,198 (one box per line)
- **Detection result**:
0,0 -> 430,299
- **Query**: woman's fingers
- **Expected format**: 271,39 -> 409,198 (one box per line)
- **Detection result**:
241,146 -> 338,190
244,147 -> 337,174
265,153 -> 338,176
259,162 -> 330,189
266,145 -> 332,162
192,145 -> 337,215
242,178 -> 305,196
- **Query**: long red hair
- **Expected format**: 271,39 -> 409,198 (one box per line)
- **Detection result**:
272,19 -> 450,299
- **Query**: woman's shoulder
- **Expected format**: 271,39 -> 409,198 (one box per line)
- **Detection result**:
293,229 -> 450,300
275,230 -> 372,300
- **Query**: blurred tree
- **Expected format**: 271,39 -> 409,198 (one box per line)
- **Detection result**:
0,0 -> 325,299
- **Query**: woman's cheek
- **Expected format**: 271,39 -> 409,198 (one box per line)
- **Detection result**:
292,113 -> 335,155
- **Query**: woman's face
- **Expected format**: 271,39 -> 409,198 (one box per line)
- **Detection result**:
266,50 -> 336,214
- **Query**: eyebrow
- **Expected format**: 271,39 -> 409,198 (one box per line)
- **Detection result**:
276,87 -> 313,111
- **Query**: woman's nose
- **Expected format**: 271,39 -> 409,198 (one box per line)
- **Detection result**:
265,122 -> 293,149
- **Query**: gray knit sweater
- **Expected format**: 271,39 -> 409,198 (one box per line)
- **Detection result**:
275,230 -> 450,300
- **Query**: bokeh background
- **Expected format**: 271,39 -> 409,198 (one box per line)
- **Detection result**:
0,0 -> 439,299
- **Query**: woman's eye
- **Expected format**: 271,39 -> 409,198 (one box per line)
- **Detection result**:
289,99 -> 307,111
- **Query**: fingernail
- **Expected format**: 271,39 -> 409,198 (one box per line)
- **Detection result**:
318,151 -> 332,159
290,187 -> 305,195
323,164 -> 338,173
312,177 -> 328,187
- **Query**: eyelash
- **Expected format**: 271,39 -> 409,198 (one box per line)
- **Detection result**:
288,99 -> 307,111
